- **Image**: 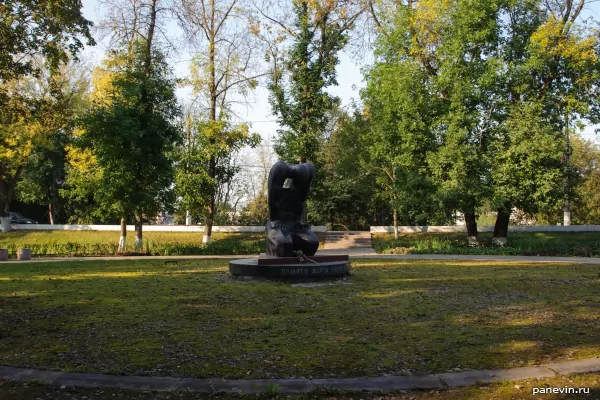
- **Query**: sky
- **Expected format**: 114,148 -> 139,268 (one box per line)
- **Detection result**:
81,0 -> 600,144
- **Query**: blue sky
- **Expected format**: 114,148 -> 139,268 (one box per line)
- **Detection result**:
81,0 -> 599,143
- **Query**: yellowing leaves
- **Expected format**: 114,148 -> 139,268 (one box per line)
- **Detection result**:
90,68 -> 118,105
0,113 -> 49,178
65,144 -> 99,172
530,17 -> 598,69
412,0 -> 452,46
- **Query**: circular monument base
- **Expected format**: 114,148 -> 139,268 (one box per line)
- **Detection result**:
229,258 -> 350,280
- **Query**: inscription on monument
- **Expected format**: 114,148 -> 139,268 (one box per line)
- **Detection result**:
281,268 -> 309,276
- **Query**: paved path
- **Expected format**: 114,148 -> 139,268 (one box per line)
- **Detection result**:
4,251 -> 600,264
1,358 -> 599,393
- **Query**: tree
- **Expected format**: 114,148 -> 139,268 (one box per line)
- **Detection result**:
14,60 -> 92,224
0,60 -> 87,231
533,134 -> 600,225
361,0 -> 505,241
489,103 -> 564,242
89,0 -> 179,250
174,113 -> 260,235
486,0 -> 599,242
0,0 -> 94,82
362,58 -> 451,238
566,134 -> 600,224
0,0 -> 93,230
61,141 -> 105,224
308,105 -> 388,230
260,0 -> 365,163
79,44 -> 181,251
176,0 -> 265,243
362,0 -> 598,242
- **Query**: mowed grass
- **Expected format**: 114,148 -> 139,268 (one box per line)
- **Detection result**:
0,259 -> 599,380
0,230 -> 325,257
373,231 -> 600,257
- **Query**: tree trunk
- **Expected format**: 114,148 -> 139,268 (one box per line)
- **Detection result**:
0,167 -> 22,232
48,203 -> 54,225
464,211 -> 478,245
492,202 -> 511,246
134,215 -> 143,252
118,217 -> 127,252
393,207 -> 398,240
203,198 -> 214,245
563,200 -> 571,226
204,6 -> 217,247
0,181 -> 12,232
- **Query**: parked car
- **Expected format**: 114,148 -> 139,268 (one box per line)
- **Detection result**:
9,212 -> 38,224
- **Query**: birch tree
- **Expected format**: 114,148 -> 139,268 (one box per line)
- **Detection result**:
175,0 -> 264,243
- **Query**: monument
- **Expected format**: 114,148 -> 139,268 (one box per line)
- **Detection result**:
229,161 -> 350,279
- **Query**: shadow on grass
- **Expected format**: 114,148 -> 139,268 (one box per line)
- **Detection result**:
0,259 -> 598,380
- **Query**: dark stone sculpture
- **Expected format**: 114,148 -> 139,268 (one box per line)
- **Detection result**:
266,161 -> 319,257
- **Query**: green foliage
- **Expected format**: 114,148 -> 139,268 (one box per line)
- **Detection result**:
238,192 -> 269,226
490,103 -> 565,216
535,134 -> 600,225
362,57 -> 452,226
0,60 -> 88,218
373,231 -> 600,257
174,116 -> 260,222
269,0 -> 349,163
0,0 -> 94,81
15,131 -> 68,222
363,0 -> 600,235
569,135 -> 600,224
309,106 -> 392,229
78,43 -> 181,220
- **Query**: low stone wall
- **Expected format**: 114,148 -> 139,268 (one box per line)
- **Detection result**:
370,225 -> 600,233
12,224 -> 328,233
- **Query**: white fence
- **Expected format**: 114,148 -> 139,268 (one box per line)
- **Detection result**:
370,225 -> 600,233
12,224 -> 328,233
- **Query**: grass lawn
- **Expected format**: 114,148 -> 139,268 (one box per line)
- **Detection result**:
0,259 -> 598,380
373,231 -> 600,257
1,373 -> 599,399
0,231 -> 326,257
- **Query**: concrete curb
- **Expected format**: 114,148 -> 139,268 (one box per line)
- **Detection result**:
1,359 -> 599,393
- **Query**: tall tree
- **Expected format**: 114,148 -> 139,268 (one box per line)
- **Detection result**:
0,61 -> 88,231
176,0 -> 265,243
363,58 -> 450,238
174,112 -> 260,234
260,0 -> 365,163
79,43 -> 181,252
489,0 -> 599,242
0,0 -> 93,230
311,106 -> 392,231
90,0 -> 177,250
15,60 -> 91,225
363,0 -> 501,240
